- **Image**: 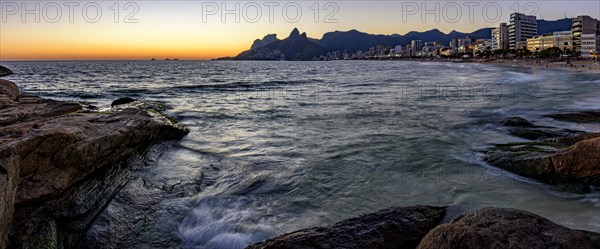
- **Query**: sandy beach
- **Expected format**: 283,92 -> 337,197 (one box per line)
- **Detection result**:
484,59 -> 600,73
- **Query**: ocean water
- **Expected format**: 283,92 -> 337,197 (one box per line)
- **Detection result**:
3,60 -> 600,248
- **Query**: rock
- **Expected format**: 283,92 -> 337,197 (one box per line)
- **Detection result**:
508,127 -> 585,140
0,82 -> 188,248
502,116 -> 534,127
417,207 -> 600,249
247,205 -> 446,249
485,133 -> 600,193
111,97 -> 136,107
545,111 -> 600,123
0,66 -> 13,77
0,79 -> 19,100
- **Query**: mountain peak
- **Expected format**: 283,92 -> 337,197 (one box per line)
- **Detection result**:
289,28 -> 300,38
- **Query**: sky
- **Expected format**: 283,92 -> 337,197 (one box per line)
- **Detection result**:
1,0 -> 599,60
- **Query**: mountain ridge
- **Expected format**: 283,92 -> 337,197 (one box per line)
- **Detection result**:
233,18 -> 573,60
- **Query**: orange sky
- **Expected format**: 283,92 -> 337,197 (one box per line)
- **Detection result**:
1,1 -> 598,60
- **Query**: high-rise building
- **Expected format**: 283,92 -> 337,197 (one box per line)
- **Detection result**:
572,15 -> 600,53
492,23 -> 509,50
509,13 -> 537,50
581,34 -> 600,57
411,40 -> 423,56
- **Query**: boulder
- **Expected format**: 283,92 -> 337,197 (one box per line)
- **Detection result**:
0,66 -> 12,77
417,207 -> 600,249
0,86 -> 189,248
545,111 -> 600,123
508,128 -> 584,140
502,116 -> 533,127
247,206 -> 446,249
0,79 -> 19,100
485,133 -> 600,193
111,97 -> 136,107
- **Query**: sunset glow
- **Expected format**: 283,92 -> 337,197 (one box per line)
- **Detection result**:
1,1 -> 598,60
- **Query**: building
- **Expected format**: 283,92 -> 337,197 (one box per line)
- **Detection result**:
527,35 -> 555,52
553,31 -> 574,51
457,37 -> 473,53
509,13 -> 537,50
572,15 -> 600,53
394,45 -> 403,55
581,34 -> 600,57
492,23 -> 509,50
526,31 -> 574,53
411,40 -> 423,56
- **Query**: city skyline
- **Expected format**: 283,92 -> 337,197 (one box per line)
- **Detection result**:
0,0 -> 598,60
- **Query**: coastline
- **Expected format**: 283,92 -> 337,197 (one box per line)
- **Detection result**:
480,59 -> 600,73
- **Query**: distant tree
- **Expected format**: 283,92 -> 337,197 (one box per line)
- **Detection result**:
538,47 -> 562,59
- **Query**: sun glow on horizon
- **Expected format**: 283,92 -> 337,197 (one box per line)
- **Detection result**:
1,1 -> 598,61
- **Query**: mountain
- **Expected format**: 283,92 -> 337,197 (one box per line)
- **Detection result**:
235,28 -> 326,60
537,18 -> 572,34
250,34 -> 279,50
233,18 -> 576,60
316,28 -> 493,53
317,29 -> 399,52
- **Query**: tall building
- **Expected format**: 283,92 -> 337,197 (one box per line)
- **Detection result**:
581,34 -> 600,57
509,13 -> 537,50
449,38 -> 458,53
411,40 -> 423,56
394,45 -> 403,55
572,15 -> 600,53
492,23 -> 509,50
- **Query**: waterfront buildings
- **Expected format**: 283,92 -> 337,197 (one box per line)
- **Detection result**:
572,15 -> 600,53
581,34 -> 600,57
509,13 -> 538,49
526,31 -> 574,52
492,23 -> 509,50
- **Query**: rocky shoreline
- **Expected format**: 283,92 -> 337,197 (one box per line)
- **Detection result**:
485,114 -> 600,193
1,64 -> 599,248
248,206 -> 600,249
0,75 -> 189,248
248,111 -> 600,248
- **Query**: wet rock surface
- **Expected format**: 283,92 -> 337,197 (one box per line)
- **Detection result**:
247,205 -> 447,249
0,65 -> 13,77
417,207 -> 600,249
485,116 -> 600,193
545,111 -> 600,123
0,78 -> 188,248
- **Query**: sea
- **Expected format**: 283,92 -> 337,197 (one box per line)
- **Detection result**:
3,60 -> 600,248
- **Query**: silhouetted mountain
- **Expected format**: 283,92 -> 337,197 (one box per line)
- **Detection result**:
234,19 -> 575,60
235,28 -> 326,60
317,29 -> 398,52
537,18 -> 572,34
316,28 -> 493,52
250,34 -> 279,50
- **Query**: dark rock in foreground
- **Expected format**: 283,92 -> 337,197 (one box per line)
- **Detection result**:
0,79 -> 188,248
417,207 -> 600,249
501,117 -> 584,140
502,116 -> 534,127
0,79 -> 19,101
247,205 -> 446,249
508,127 -> 585,140
0,66 -> 13,77
111,97 -> 137,107
485,133 -> 600,193
545,111 -> 600,123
